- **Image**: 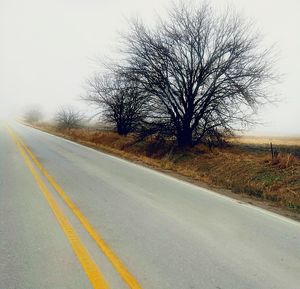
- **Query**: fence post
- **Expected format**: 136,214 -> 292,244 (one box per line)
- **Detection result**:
270,142 -> 274,161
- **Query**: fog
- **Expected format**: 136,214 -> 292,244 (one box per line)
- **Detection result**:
0,0 -> 299,136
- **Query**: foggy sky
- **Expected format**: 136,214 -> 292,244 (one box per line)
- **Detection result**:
0,0 -> 299,136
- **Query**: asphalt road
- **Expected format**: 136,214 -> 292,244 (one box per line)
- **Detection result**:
1,122 -> 299,289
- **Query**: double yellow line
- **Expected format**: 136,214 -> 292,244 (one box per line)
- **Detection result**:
7,126 -> 142,289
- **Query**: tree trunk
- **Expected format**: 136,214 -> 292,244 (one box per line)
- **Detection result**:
177,127 -> 193,148
116,122 -> 128,136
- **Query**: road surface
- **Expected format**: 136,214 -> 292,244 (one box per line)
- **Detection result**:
1,122 -> 299,289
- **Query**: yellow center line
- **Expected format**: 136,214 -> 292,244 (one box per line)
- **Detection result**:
6,127 -> 110,289
10,126 -> 143,289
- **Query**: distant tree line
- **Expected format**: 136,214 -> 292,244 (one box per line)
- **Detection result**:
24,105 -> 85,130
83,2 -> 276,147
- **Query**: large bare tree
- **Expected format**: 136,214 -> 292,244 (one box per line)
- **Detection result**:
120,2 -> 276,147
84,71 -> 148,135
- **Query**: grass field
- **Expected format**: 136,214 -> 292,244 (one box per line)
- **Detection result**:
31,123 -> 300,215
230,136 -> 300,157
232,135 -> 300,146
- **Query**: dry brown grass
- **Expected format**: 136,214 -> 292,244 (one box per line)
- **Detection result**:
231,135 -> 300,146
34,123 -> 300,212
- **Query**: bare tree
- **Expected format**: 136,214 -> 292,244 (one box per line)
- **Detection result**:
55,106 -> 84,129
84,70 -> 148,135
23,107 -> 43,124
120,2 -> 276,147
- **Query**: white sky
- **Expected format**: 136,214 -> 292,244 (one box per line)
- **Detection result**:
0,0 -> 299,136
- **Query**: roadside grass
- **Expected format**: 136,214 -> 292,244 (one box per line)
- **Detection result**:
32,123 -> 300,212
